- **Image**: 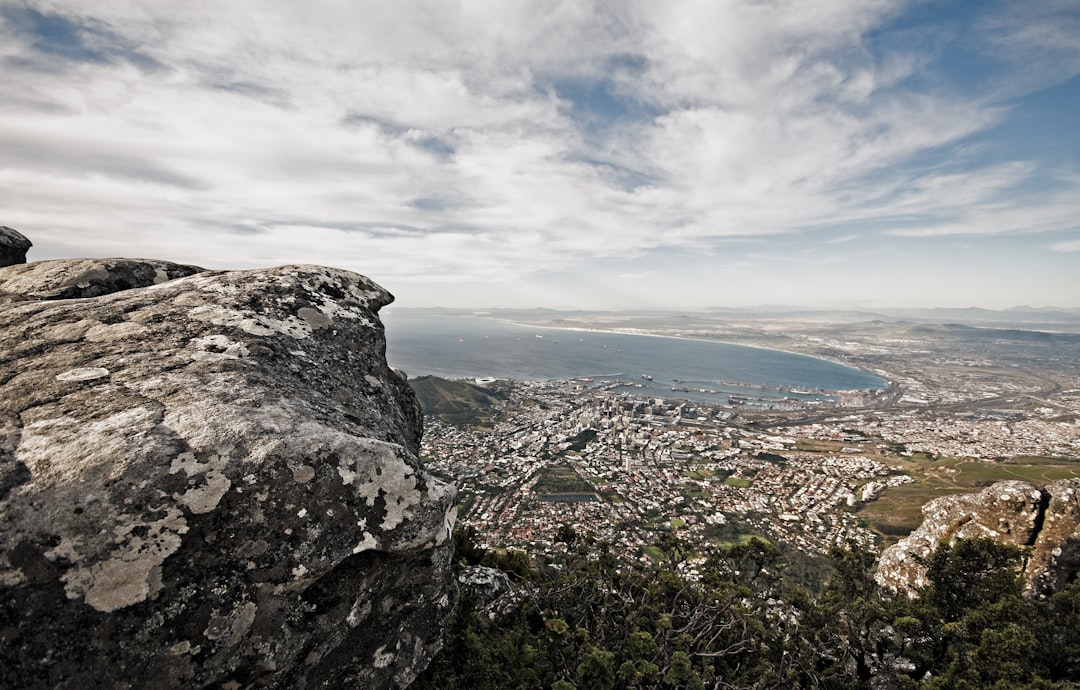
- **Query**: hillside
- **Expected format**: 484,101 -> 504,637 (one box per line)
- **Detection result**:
409,375 -> 507,426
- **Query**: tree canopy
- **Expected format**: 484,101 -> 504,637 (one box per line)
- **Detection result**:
412,530 -> 1080,689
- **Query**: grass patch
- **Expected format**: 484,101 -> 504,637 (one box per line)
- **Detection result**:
724,477 -> 753,488
714,533 -> 770,549
1009,455 -> 1078,465
534,464 -> 596,494
643,545 -> 664,561
795,439 -> 842,453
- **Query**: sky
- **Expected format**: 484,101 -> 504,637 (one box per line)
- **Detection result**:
1,0 -> 1078,311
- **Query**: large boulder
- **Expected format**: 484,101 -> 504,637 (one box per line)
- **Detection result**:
0,257 -> 203,302
0,259 -> 457,689
0,226 -> 32,266
876,479 -> 1080,597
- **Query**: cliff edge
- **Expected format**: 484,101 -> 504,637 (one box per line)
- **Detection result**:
0,255 -> 457,688
876,479 -> 1080,597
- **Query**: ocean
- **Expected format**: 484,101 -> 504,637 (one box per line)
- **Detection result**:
382,310 -> 885,405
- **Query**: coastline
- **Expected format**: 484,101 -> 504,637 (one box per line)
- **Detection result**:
494,317 -> 889,391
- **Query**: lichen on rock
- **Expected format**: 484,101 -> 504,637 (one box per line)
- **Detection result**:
1,257 -> 457,689
875,478 -> 1080,598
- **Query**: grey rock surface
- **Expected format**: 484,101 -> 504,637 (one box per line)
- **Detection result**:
0,226 -> 32,266
876,479 -> 1080,597
0,259 -> 457,689
457,565 -> 531,621
458,565 -> 514,606
0,257 -> 203,302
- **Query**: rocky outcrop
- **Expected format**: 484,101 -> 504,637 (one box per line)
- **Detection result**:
0,226 -> 32,266
0,257 -> 203,302
876,479 -> 1080,597
0,258 -> 457,689
457,565 -> 530,620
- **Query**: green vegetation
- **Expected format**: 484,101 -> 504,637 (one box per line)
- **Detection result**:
534,464 -> 596,495
723,476 -> 753,488
414,532 -> 1080,689
565,428 -> 598,452
408,375 -> 507,427
1009,454 -> 1077,465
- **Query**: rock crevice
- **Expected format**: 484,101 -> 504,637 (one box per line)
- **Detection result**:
876,479 -> 1080,597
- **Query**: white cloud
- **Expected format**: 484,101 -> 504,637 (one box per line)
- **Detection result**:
826,234 -> 860,244
1051,239 -> 1080,253
1,0 -> 1078,306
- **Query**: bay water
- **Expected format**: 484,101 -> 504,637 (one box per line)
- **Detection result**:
382,310 -> 885,405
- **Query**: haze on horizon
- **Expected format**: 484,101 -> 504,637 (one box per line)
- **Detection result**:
2,1 -> 1078,311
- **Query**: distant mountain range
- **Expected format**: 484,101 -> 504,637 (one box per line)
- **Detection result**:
389,305 -> 1080,332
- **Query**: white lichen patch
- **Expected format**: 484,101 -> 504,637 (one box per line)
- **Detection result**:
84,321 -> 147,342
347,598 -> 372,627
188,304 -> 314,340
176,469 -> 231,514
372,645 -> 396,669
62,507 -> 189,612
191,334 -> 250,361
176,267 -> 387,348
338,466 -> 358,484
45,534 -> 85,564
55,367 -> 110,382
352,532 -> 378,554
169,452 -> 209,477
343,440 -> 422,531
168,640 -> 193,655
0,567 -> 26,587
170,453 -> 232,514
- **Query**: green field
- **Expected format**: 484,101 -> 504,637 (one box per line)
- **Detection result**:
724,476 -> 754,488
